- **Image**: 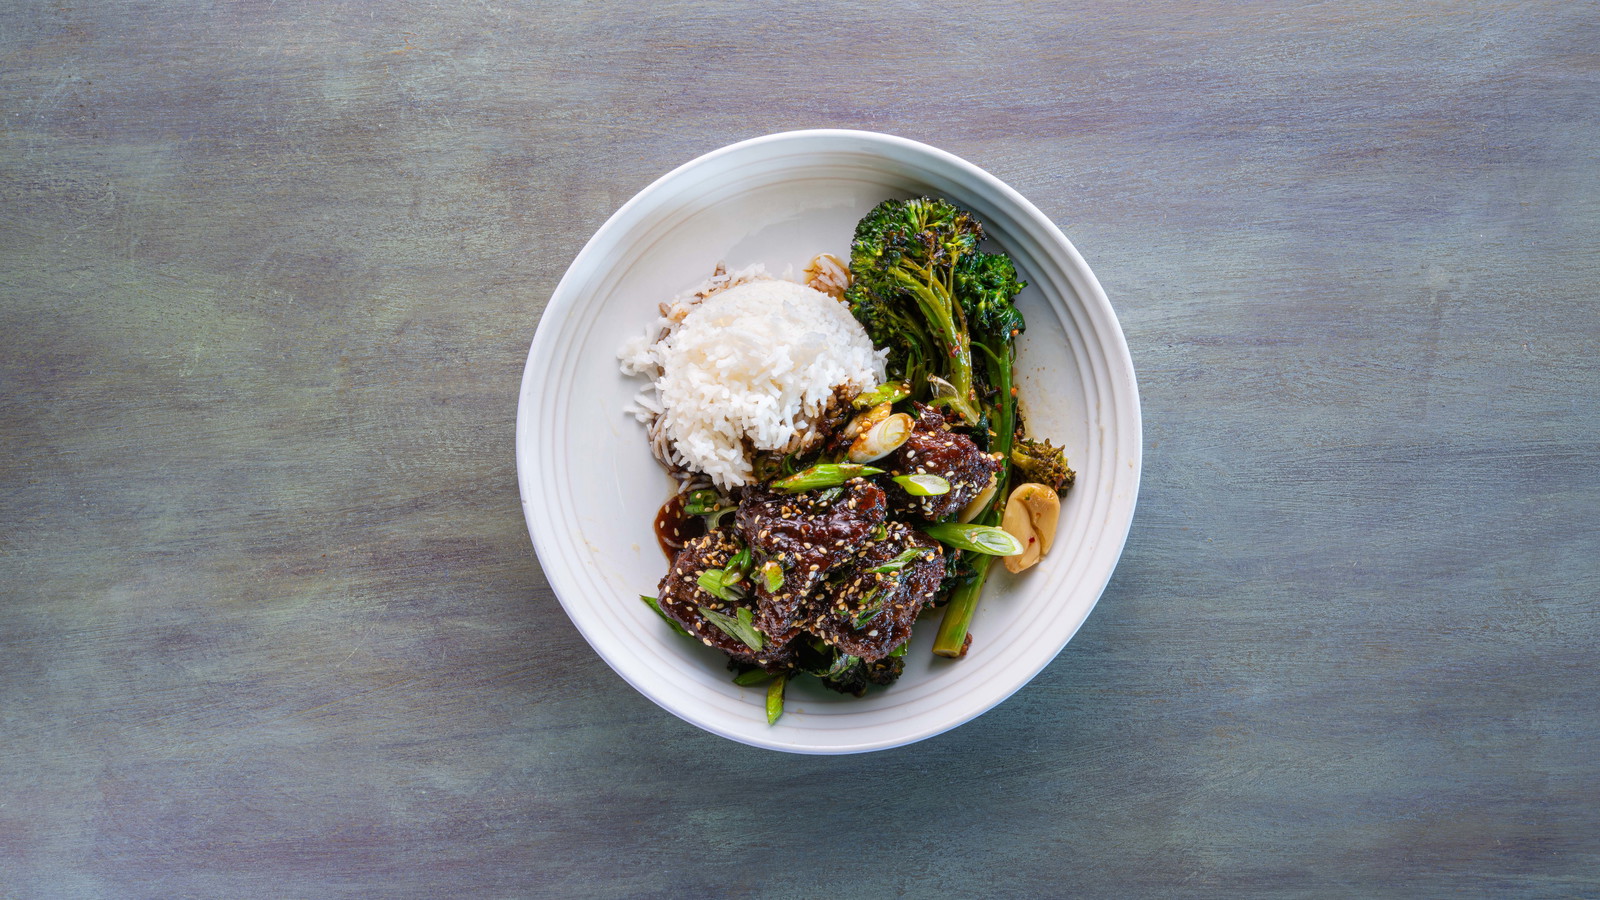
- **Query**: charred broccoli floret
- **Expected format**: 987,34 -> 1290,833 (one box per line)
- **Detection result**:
957,251 -> 1027,349
817,653 -> 906,697
846,198 -> 985,425
1011,437 -> 1076,494
955,250 -> 1027,456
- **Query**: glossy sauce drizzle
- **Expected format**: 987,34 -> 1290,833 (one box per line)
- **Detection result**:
653,493 -> 707,560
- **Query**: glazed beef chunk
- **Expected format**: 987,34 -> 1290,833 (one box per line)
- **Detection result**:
882,404 -> 1004,521
656,530 -> 793,670
735,479 -> 888,639
803,523 -> 943,661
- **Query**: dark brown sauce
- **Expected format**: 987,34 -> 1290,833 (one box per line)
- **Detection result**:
653,493 -> 706,560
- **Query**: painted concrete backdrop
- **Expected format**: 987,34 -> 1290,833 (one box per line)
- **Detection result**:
2,2 -> 1596,897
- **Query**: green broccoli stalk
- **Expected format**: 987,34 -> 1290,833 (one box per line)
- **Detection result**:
849,284 -> 934,402
931,555 -> 990,658
846,198 -> 985,425
959,251 -> 1027,455
933,252 -> 1028,658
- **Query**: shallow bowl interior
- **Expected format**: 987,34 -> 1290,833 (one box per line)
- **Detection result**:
516,130 -> 1140,753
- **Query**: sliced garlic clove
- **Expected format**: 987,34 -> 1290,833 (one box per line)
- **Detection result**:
1000,483 -> 1061,573
1001,502 -> 1041,573
1011,483 -> 1060,556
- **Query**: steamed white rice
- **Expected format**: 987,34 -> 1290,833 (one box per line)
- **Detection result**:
619,267 -> 884,488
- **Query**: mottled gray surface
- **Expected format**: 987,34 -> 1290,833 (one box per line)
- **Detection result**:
2,1 -> 1597,897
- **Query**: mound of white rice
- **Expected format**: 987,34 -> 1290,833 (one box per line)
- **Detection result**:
619,269 -> 884,488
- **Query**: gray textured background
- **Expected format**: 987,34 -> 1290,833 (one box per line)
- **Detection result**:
2,1 -> 1597,897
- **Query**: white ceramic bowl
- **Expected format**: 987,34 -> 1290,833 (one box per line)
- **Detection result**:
516,130 -> 1140,753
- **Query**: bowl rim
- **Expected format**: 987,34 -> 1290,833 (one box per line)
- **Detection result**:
516,128 -> 1141,753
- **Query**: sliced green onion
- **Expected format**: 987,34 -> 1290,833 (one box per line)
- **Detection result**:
893,473 -> 950,497
824,653 -> 860,679
682,488 -> 727,516
766,673 -> 786,725
868,546 -> 936,574
813,486 -> 846,507
733,668 -> 776,686
722,546 -> 753,581
640,595 -> 690,638
697,569 -> 745,602
889,641 -> 910,658
759,560 -> 784,594
698,605 -> 765,652
854,381 -> 912,409
851,588 -> 886,627
771,463 -> 884,493
920,522 -> 1024,556
927,374 -> 961,407
852,604 -> 884,628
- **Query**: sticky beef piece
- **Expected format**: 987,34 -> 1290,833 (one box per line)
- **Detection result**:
656,530 -> 794,670
736,479 -> 888,641
804,523 -> 943,662
882,404 -> 1004,521
748,583 -> 807,649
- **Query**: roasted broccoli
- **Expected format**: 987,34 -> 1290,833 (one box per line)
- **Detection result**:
931,253 -> 1029,658
846,198 -> 984,425
1012,437 -> 1076,493
782,638 -> 908,697
957,252 -> 1027,349
844,197 -> 1074,661
816,653 -> 906,697
956,250 -> 1027,455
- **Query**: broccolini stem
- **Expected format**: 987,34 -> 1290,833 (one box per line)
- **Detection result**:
895,265 -> 979,424
932,554 -> 993,658
933,342 -> 1017,657
988,344 -> 1018,467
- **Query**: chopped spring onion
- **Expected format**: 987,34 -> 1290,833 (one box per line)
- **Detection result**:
767,673 -> 786,725
892,473 -> 950,496
771,463 -> 884,493
920,522 -> 1024,556
698,605 -> 765,652
640,595 -> 690,638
